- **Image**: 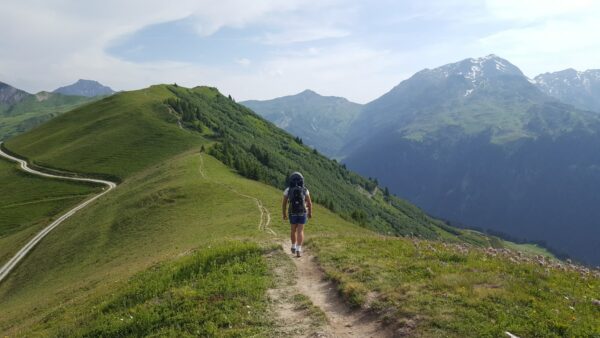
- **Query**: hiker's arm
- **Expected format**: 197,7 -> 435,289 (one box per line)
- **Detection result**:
282,196 -> 288,220
306,194 -> 313,218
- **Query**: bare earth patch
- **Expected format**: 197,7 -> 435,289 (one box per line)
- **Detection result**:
275,241 -> 393,338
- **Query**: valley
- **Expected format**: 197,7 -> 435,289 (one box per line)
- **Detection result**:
4,2 -> 600,336
249,55 -> 600,266
1,83 -> 598,337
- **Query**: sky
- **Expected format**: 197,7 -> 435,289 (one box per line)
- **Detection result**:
1,0 -> 599,103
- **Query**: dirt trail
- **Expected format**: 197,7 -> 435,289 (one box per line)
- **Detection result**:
280,241 -> 391,338
198,153 -> 275,235
199,152 -> 389,336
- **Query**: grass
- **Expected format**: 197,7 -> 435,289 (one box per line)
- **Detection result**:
0,157 -> 101,265
54,242 -> 274,337
309,235 -> 600,337
2,83 -> 592,336
0,93 -> 96,140
165,85 -> 491,242
502,240 -> 555,259
292,293 -> 328,325
0,151 -> 367,335
4,84 -> 490,243
4,86 -> 202,180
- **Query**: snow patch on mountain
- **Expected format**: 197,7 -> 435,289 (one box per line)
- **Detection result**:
535,68 -> 600,112
431,55 -> 525,84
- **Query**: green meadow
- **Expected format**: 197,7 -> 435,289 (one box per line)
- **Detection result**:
1,84 -> 597,337
309,236 -> 600,337
0,157 -> 100,266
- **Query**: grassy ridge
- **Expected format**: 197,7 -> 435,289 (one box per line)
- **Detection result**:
309,236 -> 600,337
0,93 -> 96,140
0,152 -> 367,335
165,85 -> 490,243
4,86 -> 201,179
4,84 -> 491,243
0,157 -> 100,265
56,242 -> 273,337
2,83 -> 583,336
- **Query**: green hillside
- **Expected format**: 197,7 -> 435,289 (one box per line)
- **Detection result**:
2,84 -> 597,336
0,92 -> 96,140
310,236 -> 600,337
4,86 -> 201,180
0,150 -> 368,335
343,56 -> 600,265
0,157 -> 100,266
1,152 -> 596,336
241,90 -> 362,157
5,84 -> 478,242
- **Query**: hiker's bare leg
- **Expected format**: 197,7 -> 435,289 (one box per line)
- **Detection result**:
290,224 -> 298,244
296,224 -> 305,247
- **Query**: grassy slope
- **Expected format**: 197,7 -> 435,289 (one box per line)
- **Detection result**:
0,158 -> 100,265
4,86 -> 201,180
0,93 -> 96,140
58,242 -> 275,337
0,152 -> 368,335
5,84 -> 486,244
502,240 -> 555,258
309,236 -> 599,337
241,91 -> 362,157
165,85 -> 492,244
2,84 -> 595,336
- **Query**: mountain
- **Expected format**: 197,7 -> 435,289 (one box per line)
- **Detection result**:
53,79 -> 115,97
5,84 -> 478,241
0,82 -> 30,106
2,84 -> 597,337
241,90 -> 362,156
535,68 -> 600,112
343,55 -> 600,265
0,81 -> 97,140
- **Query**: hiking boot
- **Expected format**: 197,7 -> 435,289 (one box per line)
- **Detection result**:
296,248 -> 301,257
291,246 -> 296,254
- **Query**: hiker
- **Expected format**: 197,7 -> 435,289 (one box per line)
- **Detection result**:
282,172 -> 312,257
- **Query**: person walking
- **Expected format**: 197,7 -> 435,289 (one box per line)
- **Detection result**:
282,172 -> 312,257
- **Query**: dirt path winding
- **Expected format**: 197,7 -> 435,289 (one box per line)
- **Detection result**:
0,142 -> 117,283
280,241 -> 391,338
198,153 -> 275,235
198,152 -> 389,336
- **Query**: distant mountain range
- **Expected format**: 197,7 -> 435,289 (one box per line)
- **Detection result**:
243,56 -> 600,265
0,81 -> 108,140
5,82 -> 592,337
0,82 -> 30,106
53,79 -> 115,97
241,90 -> 362,156
535,69 -> 600,113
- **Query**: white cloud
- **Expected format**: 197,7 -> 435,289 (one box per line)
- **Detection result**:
484,0 -> 596,22
0,0 -> 322,92
478,1 -> 600,76
217,44 -> 410,103
261,27 -> 350,45
0,1 -> 598,103
188,0 -> 309,36
235,58 -> 251,66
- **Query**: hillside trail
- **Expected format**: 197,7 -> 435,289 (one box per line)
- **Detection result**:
0,142 -> 117,283
198,153 -> 274,235
279,240 -> 391,338
197,153 -> 390,337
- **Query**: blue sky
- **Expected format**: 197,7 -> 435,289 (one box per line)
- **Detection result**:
1,0 -> 599,102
